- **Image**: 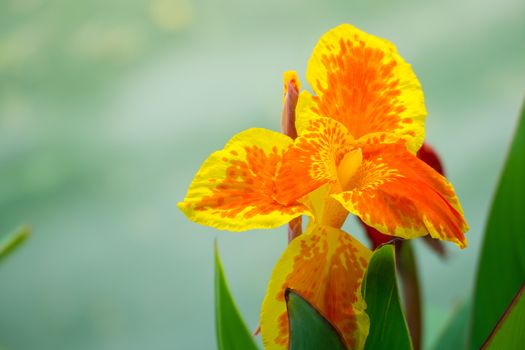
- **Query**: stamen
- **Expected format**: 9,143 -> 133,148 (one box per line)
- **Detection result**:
337,148 -> 363,190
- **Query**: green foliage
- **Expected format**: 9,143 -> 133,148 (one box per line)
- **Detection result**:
286,289 -> 346,350
0,225 -> 30,262
432,302 -> 470,350
363,244 -> 412,350
483,286 -> 525,349
471,100 -> 525,349
214,241 -> 258,350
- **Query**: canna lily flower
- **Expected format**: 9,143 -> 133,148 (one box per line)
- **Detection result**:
178,23 -> 469,350
274,24 -> 469,248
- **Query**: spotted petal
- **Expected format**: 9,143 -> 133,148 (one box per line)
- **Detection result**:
297,24 -> 426,153
275,117 -> 354,205
178,128 -> 310,231
260,225 -> 371,350
332,142 -> 469,248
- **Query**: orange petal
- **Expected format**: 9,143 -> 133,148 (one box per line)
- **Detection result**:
301,24 -> 426,153
178,128 -> 310,231
275,117 -> 354,205
360,142 -> 449,255
260,225 -> 371,350
332,142 -> 469,248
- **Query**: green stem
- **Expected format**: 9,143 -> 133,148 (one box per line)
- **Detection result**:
396,240 -> 423,350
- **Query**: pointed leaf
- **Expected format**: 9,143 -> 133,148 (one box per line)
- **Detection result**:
482,285 -> 525,349
363,244 -> 413,350
214,242 -> 258,350
471,100 -> 525,349
286,289 -> 346,350
0,225 -> 31,262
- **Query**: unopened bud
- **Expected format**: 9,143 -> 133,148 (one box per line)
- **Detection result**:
281,71 -> 301,140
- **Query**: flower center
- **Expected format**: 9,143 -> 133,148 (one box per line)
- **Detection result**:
316,148 -> 363,228
337,148 -> 363,190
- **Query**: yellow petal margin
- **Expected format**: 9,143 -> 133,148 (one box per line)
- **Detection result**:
261,225 -> 371,350
332,142 -> 469,248
178,128 -> 310,231
298,24 -> 427,153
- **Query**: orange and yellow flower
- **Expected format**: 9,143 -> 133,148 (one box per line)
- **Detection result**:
178,23 -> 469,350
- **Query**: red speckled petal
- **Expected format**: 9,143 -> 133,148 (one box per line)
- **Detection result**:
298,24 -> 426,153
178,128 -> 310,231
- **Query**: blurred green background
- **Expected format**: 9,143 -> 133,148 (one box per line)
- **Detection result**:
0,0 -> 524,349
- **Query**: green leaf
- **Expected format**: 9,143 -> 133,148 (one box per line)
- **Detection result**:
214,241 -> 258,350
286,289 -> 346,350
482,285 -> 525,349
0,225 -> 31,262
432,301 -> 470,350
363,244 -> 412,350
471,100 -> 525,349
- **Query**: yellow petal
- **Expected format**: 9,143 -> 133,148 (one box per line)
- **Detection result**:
303,24 -> 427,153
178,128 -> 310,231
261,225 -> 371,350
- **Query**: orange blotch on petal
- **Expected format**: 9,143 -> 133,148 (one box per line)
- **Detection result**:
303,24 -> 427,153
195,145 -> 302,219
312,39 -> 405,139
